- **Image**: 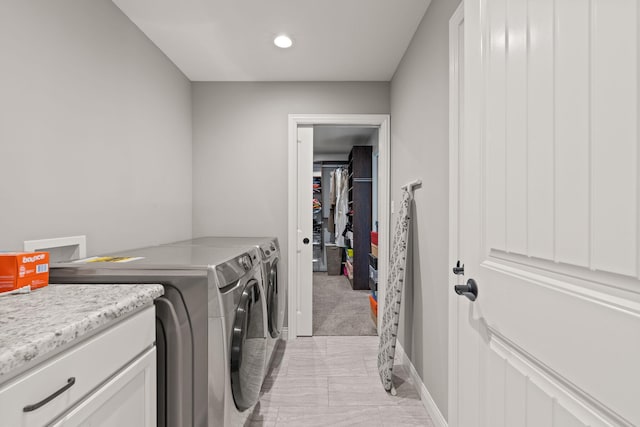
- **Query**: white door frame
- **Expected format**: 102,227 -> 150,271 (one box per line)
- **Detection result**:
448,3 -> 464,426
287,114 -> 391,339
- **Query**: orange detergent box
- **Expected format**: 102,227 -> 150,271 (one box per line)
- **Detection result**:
0,252 -> 50,293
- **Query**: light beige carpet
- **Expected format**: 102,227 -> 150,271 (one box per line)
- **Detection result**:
312,272 -> 377,336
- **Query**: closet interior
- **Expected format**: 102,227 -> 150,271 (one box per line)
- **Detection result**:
312,125 -> 379,335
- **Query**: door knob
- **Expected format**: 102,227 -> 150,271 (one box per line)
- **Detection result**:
303,238 -> 310,245
454,278 -> 478,301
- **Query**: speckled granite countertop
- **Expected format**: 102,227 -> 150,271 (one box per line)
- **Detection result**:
0,284 -> 163,380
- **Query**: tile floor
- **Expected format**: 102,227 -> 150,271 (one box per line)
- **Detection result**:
246,336 -> 435,426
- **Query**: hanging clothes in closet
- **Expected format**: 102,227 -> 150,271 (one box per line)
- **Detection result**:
329,169 -> 336,206
333,167 -> 349,247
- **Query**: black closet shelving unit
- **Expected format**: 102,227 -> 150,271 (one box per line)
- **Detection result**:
347,146 -> 373,290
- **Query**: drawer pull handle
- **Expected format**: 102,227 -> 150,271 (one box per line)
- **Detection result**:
23,377 -> 76,412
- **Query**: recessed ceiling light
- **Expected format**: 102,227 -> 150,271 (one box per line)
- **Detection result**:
274,35 -> 293,49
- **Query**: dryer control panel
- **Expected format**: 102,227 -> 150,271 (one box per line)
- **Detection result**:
239,254 -> 252,271
215,251 -> 259,289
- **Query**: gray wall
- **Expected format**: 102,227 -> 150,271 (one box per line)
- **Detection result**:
390,0 -> 462,419
191,82 -> 389,319
0,0 -> 193,255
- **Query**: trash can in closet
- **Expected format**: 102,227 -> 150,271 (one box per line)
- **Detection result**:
325,244 -> 342,275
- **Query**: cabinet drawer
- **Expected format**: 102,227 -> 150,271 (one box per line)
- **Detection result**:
0,306 -> 155,426
51,347 -> 156,427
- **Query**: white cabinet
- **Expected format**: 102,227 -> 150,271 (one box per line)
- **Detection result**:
0,307 -> 156,427
51,348 -> 156,427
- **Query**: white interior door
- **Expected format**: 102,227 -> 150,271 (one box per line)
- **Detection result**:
455,0 -> 640,426
297,125 -> 314,336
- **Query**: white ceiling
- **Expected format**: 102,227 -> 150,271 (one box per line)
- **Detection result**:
111,0 -> 431,81
314,126 -> 378,155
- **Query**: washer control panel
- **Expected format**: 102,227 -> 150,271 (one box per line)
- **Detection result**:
239,254 -> 252,271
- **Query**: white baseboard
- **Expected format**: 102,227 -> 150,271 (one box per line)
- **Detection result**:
394,341 -> 448,427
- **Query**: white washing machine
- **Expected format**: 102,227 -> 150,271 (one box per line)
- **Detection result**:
165,237 -> 284,370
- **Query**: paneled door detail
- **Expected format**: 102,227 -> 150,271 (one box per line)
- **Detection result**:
456,0 -> 640,425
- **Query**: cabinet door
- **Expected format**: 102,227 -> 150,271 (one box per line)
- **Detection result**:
51,348 -> 156,427
0,307 -> 155,427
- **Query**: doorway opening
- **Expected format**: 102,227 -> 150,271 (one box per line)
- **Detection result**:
312,126 -> 379,336
287,114 -> 390,339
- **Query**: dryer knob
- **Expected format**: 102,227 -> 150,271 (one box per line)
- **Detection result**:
240,255 -> 252,271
